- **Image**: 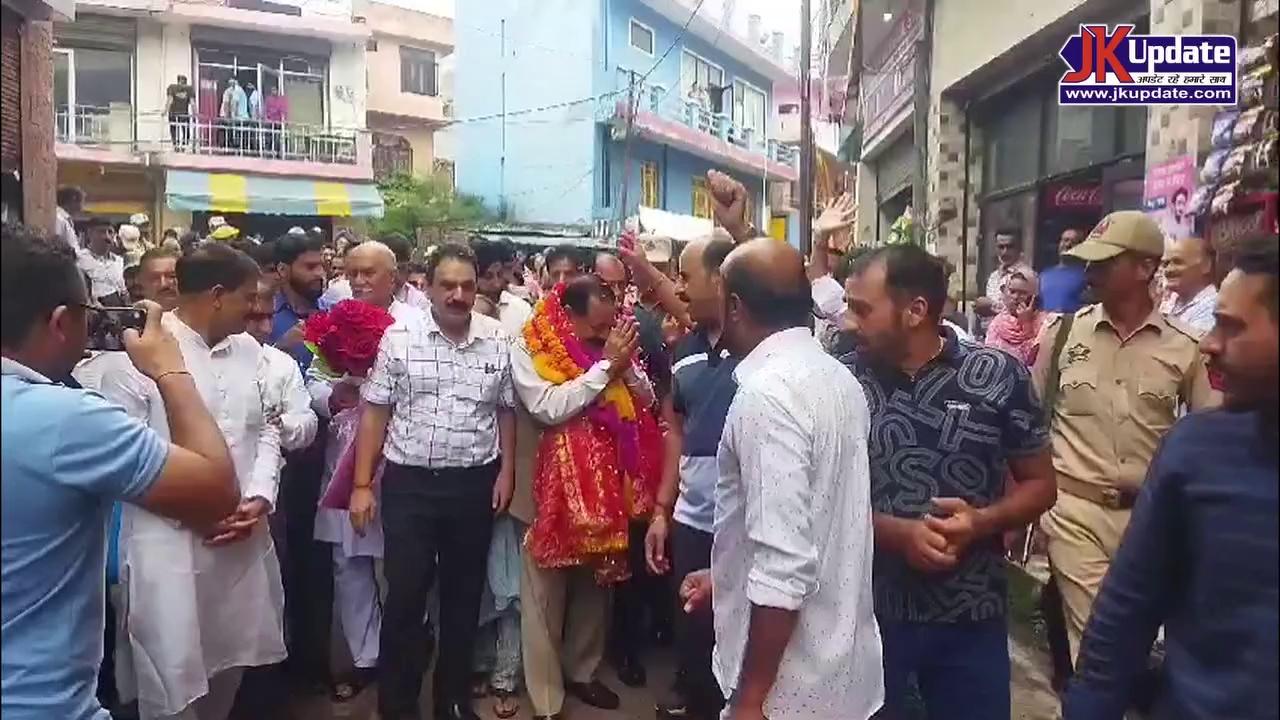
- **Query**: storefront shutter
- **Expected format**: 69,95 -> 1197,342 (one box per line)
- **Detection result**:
876,132 -> 915,201
1,7 -> 20,173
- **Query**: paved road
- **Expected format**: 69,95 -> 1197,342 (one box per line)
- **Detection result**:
292,636 -> 1062,720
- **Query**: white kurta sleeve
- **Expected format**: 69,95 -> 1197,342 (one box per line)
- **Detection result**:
276,357 -> 318,451
244,416 -> 282,510
305,365 -> 336,419
511,340 -> 610,426
98,361 -> 154,425
736,385 -> 819,612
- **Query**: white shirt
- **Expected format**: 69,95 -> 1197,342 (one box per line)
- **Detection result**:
1160,283 -> 1217,337
55,206 -> 79,250
712,327 -> 884,720
77,247 -> 127,301
362,310 -> 515,468
257,343 -> 318,458
98,313 -> 286,716
320,277 -> 432,313
510,338 -> 655,427
496,290 -> 533,338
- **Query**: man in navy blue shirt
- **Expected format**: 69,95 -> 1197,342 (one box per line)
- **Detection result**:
645,235 -> 738,720
1065,240 -> 1279,720
839,245 -> 1057,719
269,231 -> 327,369
1039,227 -> 1089,314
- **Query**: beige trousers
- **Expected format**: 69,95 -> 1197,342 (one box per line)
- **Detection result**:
1040,490 -> 1132,662
520,551 -> 609,716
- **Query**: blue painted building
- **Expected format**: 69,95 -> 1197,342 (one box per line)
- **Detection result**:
455,0 -> 798,240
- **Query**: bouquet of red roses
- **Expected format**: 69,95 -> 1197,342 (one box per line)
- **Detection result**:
303,299 -> 395,378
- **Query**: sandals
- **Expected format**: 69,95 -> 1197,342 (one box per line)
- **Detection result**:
492,689 -> 520,719
330,666 -> 376,703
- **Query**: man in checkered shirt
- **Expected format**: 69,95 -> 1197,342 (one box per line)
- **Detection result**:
348,242 -> 517,720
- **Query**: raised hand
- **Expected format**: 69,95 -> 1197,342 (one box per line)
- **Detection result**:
814,193 -> 857,238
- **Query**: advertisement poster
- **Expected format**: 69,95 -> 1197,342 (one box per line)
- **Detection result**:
1143,156 -> 1198,245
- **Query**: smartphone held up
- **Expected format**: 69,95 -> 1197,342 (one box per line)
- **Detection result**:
87,306 -> 146,352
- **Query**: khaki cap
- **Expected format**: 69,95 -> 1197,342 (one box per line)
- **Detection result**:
1066,210 -> 1165,262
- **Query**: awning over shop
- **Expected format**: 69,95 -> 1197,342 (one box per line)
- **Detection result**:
165,170 -> 384,218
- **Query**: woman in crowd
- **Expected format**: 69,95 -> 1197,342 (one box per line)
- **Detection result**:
984,269 -> 1049,366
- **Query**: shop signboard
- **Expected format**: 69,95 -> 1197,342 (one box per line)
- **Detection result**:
1044,183 -> 1103,211
860,11 -> 923,150
1142,155 -> 1198,244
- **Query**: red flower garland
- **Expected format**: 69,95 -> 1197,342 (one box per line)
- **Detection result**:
303,299 -> 395,377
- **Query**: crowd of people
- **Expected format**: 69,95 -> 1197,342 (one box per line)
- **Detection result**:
2,167 -> 1276,720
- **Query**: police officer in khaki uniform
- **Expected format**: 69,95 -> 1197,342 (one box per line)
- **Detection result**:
1032,211 -> 1219,661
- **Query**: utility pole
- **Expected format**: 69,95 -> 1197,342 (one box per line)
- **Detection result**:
499,18 -> 507,215
799,0 -> 814,256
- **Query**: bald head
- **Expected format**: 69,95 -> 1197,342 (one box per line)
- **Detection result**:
1163,235 -> 1215,299
721,238 -> 811,350
347,240 -> 397,270
346,240 -> 399,307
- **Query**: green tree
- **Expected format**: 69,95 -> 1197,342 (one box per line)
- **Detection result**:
374,172 -> 494,245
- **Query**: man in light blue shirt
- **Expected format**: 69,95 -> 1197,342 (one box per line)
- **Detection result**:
0,223 -> 240,720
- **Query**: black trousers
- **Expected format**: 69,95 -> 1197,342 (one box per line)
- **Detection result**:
279,430 -> 334,686
612,520 -> 671,661
672,521 -> 723,716
378,461 -> 497,720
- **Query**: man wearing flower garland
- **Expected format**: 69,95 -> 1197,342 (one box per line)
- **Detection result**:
511,274 -> 663,720
350,243 -> 516,720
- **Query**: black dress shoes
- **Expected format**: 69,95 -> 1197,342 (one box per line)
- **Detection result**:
566,679 -> 621,710
615,653 -> 647,688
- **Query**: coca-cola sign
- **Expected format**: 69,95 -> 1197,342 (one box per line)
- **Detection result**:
1045,184 -> 1103,210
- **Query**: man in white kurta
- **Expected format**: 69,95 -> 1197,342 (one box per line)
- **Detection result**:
99,245 -> 287,720
307,241 -> 426,687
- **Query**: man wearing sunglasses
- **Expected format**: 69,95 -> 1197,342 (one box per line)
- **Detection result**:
1031,211 -> 1219,672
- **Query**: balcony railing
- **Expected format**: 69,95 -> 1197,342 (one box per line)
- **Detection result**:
56,105 -> 367,167
610,68 -> 798,168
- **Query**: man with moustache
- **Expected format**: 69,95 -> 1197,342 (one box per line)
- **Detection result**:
308,241 -> 427,702
1159,235 -> 1218,336
644,233 -> 738,720
1032,211 -> 1218,664
98,244 -> 287,720
1064,239 -> 1278,720
350,243 -> 516,720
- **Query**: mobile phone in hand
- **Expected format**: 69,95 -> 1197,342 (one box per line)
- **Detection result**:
87,306 -> 146,352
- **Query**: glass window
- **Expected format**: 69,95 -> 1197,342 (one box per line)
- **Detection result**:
629,19 -> 654,55
641,161 -> 659,207
53,47 -> 131,143
680,51 -> 724,101
1119,106 -> 1148,156
400,47 -> 437,96
732,80 -> 766,134
1045,104 -> 1118,175
982,91 -> 1041,193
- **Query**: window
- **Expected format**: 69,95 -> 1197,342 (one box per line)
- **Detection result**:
53,47 -> 133,143
641,161 -> 659,207
680,50 -> 724,104
981,90 -> 1041,193
372,132 -> 413,179
629,19 -> 654,55
732,80 -> 766,135
194,46 -> 326,127
692,177 -> 712,219
401,47 -> 437,97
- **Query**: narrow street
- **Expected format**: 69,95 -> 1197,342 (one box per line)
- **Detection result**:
294,632 -> 1063,720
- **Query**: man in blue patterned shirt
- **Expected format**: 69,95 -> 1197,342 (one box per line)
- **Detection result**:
838,245 -> 1056,719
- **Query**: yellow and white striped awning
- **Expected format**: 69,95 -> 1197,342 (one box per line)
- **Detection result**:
165,170 -> 384,218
